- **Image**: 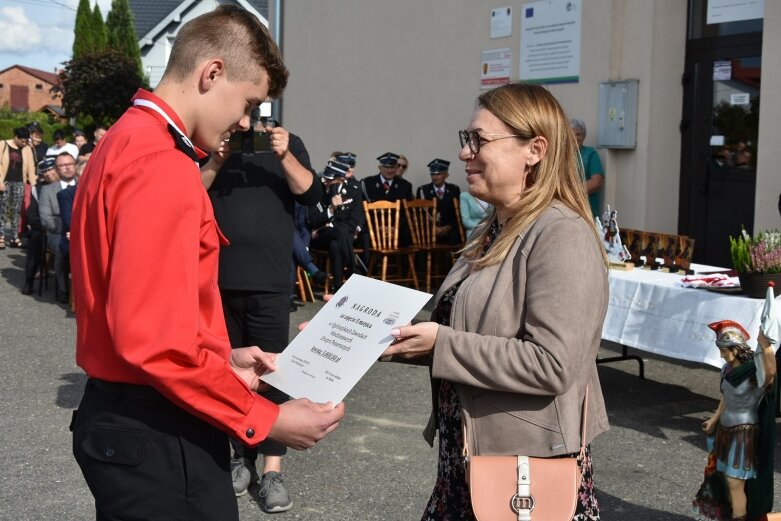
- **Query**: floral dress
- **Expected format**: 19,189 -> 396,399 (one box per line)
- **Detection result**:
421,220 -> 600,521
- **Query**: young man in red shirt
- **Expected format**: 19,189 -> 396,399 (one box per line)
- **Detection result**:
69,6 -> 344,520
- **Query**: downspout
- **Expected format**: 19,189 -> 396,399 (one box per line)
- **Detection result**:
272,0 -> 283,125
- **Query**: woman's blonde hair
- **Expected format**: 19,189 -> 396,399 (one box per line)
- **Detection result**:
462,82 -> 605,268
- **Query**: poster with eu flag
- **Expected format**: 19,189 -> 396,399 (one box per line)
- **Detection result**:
520,0 -> 581,84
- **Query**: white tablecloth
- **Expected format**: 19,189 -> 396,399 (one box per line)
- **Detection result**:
603,267 -> 779,368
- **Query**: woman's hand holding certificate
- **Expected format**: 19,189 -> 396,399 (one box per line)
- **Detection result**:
384,322 -> 440,359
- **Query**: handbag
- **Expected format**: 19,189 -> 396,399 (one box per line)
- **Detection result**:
466,387 -> 589,521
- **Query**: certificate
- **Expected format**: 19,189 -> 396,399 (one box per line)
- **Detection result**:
260,275 -> 432,404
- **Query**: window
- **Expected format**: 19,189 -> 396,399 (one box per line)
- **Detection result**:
35,84 -> 43,90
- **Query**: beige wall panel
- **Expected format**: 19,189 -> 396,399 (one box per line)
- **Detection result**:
756,1 -> 781,230
282,0 -> 488,187
644,0 -> 687,234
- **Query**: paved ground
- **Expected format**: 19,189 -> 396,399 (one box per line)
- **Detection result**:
1,246 -> 781,520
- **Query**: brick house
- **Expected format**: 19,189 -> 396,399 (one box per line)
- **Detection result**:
0,65 -> 62,113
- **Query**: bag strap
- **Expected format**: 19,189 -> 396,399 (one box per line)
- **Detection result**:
462,385 -> 590,460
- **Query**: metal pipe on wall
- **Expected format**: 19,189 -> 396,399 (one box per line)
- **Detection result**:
272,0 -> 283,124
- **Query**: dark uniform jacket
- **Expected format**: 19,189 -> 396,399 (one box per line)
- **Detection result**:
416,182 -> 461,232
309,178 -> 363,234
360,174 -> 414,246
360,174 -> 413,203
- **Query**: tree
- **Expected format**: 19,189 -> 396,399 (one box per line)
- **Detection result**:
72,0 -> 97,59
92,3 -> 108,51
58,50 -> 147,125
106,0 -> 142,75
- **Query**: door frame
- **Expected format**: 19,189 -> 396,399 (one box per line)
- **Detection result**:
678,32 -> 761,264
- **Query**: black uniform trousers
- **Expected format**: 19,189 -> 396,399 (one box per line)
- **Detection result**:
72,378 -> 238,521
311,224 -> 355,289
220,290 -> 290,460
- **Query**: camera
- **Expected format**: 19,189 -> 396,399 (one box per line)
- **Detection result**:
228,102 -> 276,154
253,118 -> 277,153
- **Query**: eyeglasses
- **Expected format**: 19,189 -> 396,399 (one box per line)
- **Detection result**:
459,130 -> 529,155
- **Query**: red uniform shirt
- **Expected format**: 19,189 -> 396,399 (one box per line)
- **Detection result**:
71,89 -> 279,445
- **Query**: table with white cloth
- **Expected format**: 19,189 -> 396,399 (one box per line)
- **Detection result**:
601,265 -> 778,371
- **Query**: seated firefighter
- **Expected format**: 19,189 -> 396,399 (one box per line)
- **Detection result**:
308,159 -> 362,292
415,158 -> 461,244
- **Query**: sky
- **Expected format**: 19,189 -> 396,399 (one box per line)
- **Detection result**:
0,0 -> 112,73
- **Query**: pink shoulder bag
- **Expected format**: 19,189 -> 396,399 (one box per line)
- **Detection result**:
466,387 -> 589,521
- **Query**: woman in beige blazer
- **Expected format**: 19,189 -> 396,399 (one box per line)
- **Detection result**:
384,83 -> 610,521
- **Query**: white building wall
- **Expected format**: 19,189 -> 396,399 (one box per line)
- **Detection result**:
280,0 -> 688,234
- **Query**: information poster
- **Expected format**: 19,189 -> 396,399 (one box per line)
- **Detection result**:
481,48 -> 512,89
490,6 -> 513,38
707,0 -> 764,24
520,0 -> 581,84
261,275 -> 432,404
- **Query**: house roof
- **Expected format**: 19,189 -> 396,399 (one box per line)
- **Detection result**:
43,104 -> 66,117
0,65 -> 59,85
129,0 -> 268,42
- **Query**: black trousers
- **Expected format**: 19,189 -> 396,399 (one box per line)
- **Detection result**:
220,289 -> 290,460
311,225 -> 355,288
23,228 -> 44,282
72,379 -> 238,521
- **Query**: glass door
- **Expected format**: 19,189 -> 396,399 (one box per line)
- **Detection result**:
679,47 -> 761,267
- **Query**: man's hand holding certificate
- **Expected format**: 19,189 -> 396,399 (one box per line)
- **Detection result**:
261,275 -> 432,404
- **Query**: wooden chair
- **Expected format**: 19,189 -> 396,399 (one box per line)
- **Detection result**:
450,196 -> 466,264
362,200 -> 419,289
309,247 -> 333,294
403,198 -> 460,293
452,196 -> 466,244
295,266 -> 315,303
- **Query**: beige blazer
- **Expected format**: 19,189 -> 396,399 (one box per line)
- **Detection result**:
425,201 -> 610,457
0,140 -> 36,185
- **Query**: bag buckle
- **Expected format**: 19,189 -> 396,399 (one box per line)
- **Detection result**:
511,455 -> 535,519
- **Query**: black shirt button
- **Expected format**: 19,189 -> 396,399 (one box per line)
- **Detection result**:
105,447 -> 115,457
246,428 -> 255,438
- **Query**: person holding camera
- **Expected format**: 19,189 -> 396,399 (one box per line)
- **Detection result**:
309,158 -> 362,292
200,111 -> 323,512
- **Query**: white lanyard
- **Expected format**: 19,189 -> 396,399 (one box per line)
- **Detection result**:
133,98 -> 195,150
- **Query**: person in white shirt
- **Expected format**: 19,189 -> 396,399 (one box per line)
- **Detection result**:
45,130 -> 79,160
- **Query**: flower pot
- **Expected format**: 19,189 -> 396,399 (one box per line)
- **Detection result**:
737,273 -> 781,299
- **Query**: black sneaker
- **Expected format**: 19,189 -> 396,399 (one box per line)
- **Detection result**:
259,471 -> 292,513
